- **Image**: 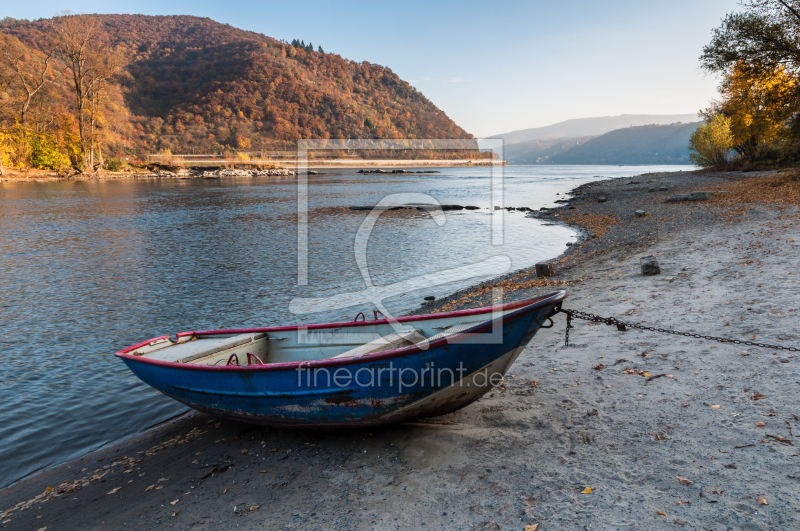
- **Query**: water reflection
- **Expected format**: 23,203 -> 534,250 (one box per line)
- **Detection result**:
0,165 -> 689,486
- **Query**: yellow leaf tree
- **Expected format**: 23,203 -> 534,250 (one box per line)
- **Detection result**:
689,114 -> 734,169
712,63 -> 796,159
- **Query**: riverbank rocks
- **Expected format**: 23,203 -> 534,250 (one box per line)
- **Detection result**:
349,204 -> 478,211
598,196 -> 608,203
664,191 -> 713,203
641,256 -> 661,276
535,262 -> 555,277
202,168 -> 295,177
358,169 -> 440,174
424,296 -> 436,301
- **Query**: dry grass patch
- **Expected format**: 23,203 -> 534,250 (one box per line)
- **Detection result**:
557,212 -> 619,237
710,170 -> 800,206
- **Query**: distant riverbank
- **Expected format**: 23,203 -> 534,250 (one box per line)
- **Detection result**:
0,159 -> 504,182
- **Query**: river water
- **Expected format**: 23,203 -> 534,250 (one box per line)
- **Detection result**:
0,164 -> 688,487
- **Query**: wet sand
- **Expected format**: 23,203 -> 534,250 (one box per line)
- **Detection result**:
2,169 -> 800,530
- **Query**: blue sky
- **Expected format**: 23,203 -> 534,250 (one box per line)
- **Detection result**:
4,0 -> 740,136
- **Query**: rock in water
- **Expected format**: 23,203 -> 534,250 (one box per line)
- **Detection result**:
424,296 -> 435,301
535,262 -> 555,277
664,191 -> 713,203
641,256 -> 661,276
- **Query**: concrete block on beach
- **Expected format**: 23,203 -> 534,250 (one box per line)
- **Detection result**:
664,191 -> 713,203
535,262 -> 555,277
640,255 -> 661,276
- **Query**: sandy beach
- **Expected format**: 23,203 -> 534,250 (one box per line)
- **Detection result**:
2,168 -> 799,530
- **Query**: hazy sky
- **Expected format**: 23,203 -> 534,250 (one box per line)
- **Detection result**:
4,0 -> 741,136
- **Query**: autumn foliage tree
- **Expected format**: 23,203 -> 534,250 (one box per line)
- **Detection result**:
689,114 -> 734,169
700,0 -> 800,163
702,63 -> 796,158
54,14 -> 126,172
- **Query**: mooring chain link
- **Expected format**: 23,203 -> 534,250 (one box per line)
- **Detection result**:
555,307 -> 800,352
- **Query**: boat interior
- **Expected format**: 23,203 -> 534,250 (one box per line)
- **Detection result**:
128,306 -> 524,366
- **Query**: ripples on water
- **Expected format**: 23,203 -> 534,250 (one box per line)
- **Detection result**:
0,165 -> 689,486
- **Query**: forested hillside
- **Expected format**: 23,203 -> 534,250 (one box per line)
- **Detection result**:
0,14 -> 470,170
544,122 -> 699,165
491,114 -> 699,145
504,137 -> 595,164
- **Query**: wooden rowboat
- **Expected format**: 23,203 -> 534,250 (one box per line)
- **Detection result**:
115,291 -> 565,428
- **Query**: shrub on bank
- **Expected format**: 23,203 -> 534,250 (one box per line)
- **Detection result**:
689,115 -> 734,170
29,135 -> 70,171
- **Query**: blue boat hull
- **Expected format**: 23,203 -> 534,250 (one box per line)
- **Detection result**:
118,293 -> 564,428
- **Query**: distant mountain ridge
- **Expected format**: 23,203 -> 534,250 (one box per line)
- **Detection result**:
507,122 -> 699,165
504,137 -> 595,164
492,114 -> 699,145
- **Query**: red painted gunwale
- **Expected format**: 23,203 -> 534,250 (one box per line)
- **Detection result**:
114,291 -> 565,372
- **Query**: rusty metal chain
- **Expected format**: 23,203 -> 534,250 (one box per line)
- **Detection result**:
555,308 -> 800,352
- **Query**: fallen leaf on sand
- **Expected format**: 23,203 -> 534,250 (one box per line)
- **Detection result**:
170,499 -> 179,506
241,449 -> 248,455
710,405 -> 721,409
581,487 -> 592,494
525,525 -> 539,531
260,470 -> 267,473
750,392 -> 766,400
145,485 -> 154,492
756,421 -> 766,428
171,512 -> 178,517
107,487 -> 121,494
643,372 -> 651,377
655,433 -> 665,440
725,463 -> 737,469
593,364 -> 606,370
525,497 -> 537,506
766,434 -> 794,445
249,505 -> 259,511
36,527 -> 46,531
677,477 -> 693,485
155,486 -> 163,490
682,403 -> 689,407
269,449 -> 277,452
657,510 -> 666,516
758,496 -> 768,505
222,488 -> 227,494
